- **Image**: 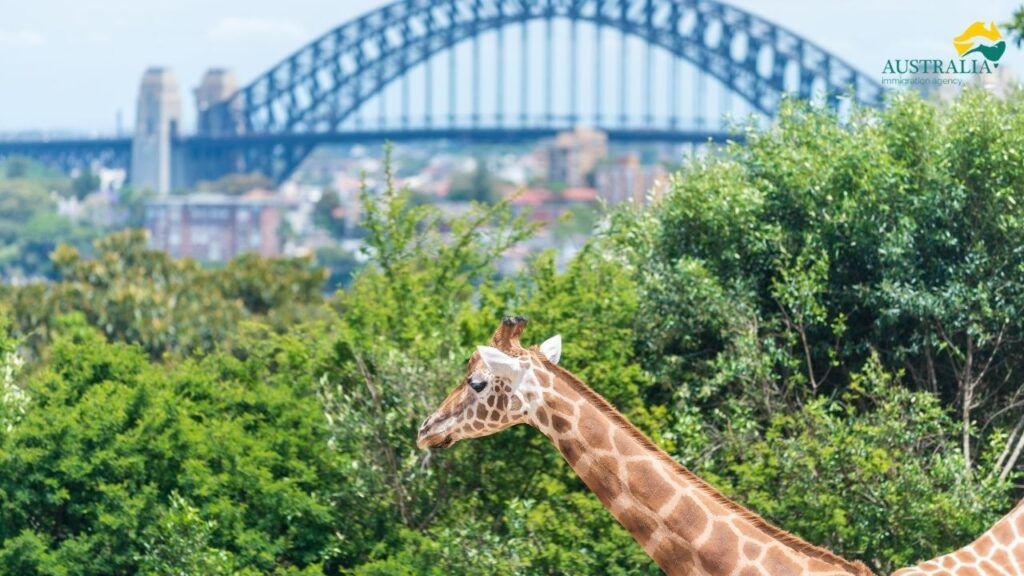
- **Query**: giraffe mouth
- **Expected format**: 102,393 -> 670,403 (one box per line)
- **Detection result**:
416,413 -> 457,449
418,397 -> 472,449
416,431 -> 454,449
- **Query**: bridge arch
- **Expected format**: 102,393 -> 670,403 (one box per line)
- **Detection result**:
203,0 -> 883,138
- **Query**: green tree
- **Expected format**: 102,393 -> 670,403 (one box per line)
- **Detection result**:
0,314 -> 343,574
70,171 -> 100,200
137,493 -> 241,576
313,188 -> 347,237
0,314 -> 27,434
314,149 -> 670,574
4,230 -> 326,360
606,89 -> 1024,568
726,355 -> 1012,574
116,185 -> 154,228
448,157 -> 498,203
2,89 -> 1023,575
315,245 -> 360,291
195,172 -> 272,196
0,175 -> 100,280
3,156 -> 31,179
1006,5 -> 1024,47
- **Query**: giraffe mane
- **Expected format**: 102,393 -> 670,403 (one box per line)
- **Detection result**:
534,354 -> 876,576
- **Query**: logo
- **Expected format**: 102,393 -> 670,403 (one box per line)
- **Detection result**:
881,20 -> 1010,87
952,21 -> 1006,65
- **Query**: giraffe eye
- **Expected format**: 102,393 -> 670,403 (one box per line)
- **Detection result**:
469,377 -> 487,393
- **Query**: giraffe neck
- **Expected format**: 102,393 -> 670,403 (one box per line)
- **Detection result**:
525,360 -> 870,576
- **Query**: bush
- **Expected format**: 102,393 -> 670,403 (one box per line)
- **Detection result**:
1,89 -> 1022,574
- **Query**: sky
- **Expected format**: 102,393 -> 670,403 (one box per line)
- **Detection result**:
1,0 -> 1021,134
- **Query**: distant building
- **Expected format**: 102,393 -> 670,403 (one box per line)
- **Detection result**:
594,155 -> 669,206
144,192 -> 282,262
541,127 -> 608,187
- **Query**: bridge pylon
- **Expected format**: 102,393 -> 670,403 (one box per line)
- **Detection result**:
130,68 -> 181,195
195,69 -> 238,136
184,68 -> 247,186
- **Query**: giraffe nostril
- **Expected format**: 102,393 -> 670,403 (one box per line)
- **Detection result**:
418,416 -> 436,435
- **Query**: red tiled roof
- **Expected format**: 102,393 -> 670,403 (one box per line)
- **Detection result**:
563,187 -> 598,202
511,187 -> 554,206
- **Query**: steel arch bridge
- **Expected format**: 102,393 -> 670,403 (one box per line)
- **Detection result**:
1,0 -> 884,185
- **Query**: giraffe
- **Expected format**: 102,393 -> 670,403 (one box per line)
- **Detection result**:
416,316 -> 875,576
892,499 -> 1024,576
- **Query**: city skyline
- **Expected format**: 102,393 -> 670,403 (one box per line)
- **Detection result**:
2,0 -> 1022,134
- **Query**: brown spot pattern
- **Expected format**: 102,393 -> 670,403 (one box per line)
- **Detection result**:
535,407 -> 549,427
579,404 -> 611,451
625,460 -> 674,511
763,546 -> 801,576
652,540 -> 696,576
558,438 -> 582,466
551,414 -> 572,433
544,393 -> 574,416
583,456 -> 623,504
665,494 -> 708,542
699,522 -> 738,574
619,508 -> 657,545
613,430 -> 644,456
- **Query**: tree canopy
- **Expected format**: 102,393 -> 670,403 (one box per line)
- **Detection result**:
0,88 -> 1023,575
0,160 -> 101,280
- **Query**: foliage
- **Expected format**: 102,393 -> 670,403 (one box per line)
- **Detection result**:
316,153 -> 662,573
313,188 -> 349,238
0,314 -> 27,433
315,246 -> 361,292
606,89 -> 1024,567
1,88 -> 1023,575
195,172 -> 273,196
0,162 -> 100,280
116,185 -> 154,229
136,492 -> 241,576
0,314 -> 342,575
1006,6 -> 1024,48
3,230 -> 326,359
2,156 -> 65,182
448,157 -> 499,203
70,171 -> 100,200
550,203 -> 599,241
724,355 -> 1012,574
3,157 -> 31,179
317,148 -> 536,565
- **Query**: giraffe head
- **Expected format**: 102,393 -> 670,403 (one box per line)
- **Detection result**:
416,316 -> 560,449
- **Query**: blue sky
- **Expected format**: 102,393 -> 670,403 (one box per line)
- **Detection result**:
1,0 -> 1021,133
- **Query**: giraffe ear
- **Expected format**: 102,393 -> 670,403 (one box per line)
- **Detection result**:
476,345 -> 520,378
539,335 -> 561,365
